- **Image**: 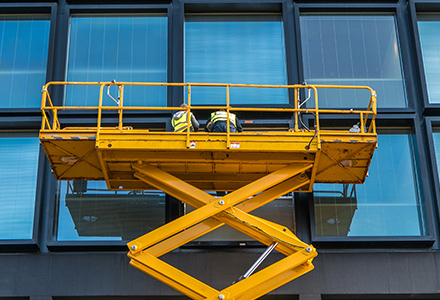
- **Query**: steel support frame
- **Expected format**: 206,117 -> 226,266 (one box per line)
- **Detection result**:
127,162 -> 318,300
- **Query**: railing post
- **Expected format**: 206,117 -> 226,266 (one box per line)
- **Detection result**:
41,87 -> 48,130
186,84 -> 191,149
372,91 -> 377,134
226,85 -> 230,149
360,112 -> 364,133
118,84 -> 124,130
97,84 -> 105,138
294,88 -> 299,132
52,109 -> 58,130
312,86 -> 321,150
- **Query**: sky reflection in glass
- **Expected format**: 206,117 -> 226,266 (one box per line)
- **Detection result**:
0,16 -> 50,108
66,15 -> 167,107
314,132 -> 427,237
300,15 -> 407,108
0,137 -> 39,239
185,15 -> 288,105
417,15 -> 440,104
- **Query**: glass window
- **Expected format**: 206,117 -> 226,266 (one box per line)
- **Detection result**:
66,15 -> 167,107
300,14 -> 407,108
313,130 -> 428,237
186,195 -> 294,243
56,181 -> 166,241
0,16 -> 50,108
431,128 -> 440,185
0,135 -> 39,240
185,15 -> 288,105
417,14 -> 440,104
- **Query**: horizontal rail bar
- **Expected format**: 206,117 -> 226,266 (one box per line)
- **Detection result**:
40,81 -> 377,139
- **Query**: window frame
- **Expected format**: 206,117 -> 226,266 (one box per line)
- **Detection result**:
294,3 -> 416,114
0,2 -> 56,252
46,4 -> 172,123
46,3 -> 174,251
0,131 -> 44,252
179,0 -> 299,126
183,12 -> 289,106
423,117 -> 440,250
306,116 -> 435,248
411,2 -> 440,114
0,3 -> 56,115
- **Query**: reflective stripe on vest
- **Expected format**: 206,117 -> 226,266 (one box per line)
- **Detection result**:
172,112 -> 192,132
211,111 -> 237,127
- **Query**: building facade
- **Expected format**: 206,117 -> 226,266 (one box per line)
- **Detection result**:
1,0 -> 440,299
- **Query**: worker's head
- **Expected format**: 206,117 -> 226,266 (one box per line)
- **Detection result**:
180,103 -> 188,109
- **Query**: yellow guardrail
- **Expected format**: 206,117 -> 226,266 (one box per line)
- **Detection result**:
40,81 -> 377,148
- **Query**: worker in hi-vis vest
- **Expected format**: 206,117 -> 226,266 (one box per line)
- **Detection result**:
171,103 -> 199,132
204,109 -> 243,133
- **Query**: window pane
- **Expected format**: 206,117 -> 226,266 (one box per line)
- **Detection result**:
66,15 -> 167,107
186,196 -> 294,242
0,135 -> 39,239
431,129 -> 440,186
0,16 -> 50,108
314,131 -> 427,237
300,14 -> 407,108
417,14 -> 440,104
185,15 -> 288,105
56,181 -> 166,241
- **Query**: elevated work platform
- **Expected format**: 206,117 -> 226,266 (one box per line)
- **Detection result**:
40,82 -> 377,193
40,82 -> 377,300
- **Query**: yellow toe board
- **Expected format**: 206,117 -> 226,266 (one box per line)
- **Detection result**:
40,129 -> 377,189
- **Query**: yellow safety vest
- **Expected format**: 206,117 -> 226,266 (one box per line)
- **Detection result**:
210,111 -> 237,127
172,112 -> 193,132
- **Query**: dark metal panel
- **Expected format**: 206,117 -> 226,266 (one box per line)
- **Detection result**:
0,251 -> 440,296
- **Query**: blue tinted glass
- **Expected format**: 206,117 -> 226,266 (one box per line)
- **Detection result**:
417,15 -> 440,104
185,15 -> 288,105
300,15 -> 407,108
56,181 -> 166,241
314,132 -> 427,237
0,16 -> 50,108
66,15 -> 167,107
0,136 -> 39,239
432,131 -> 440,185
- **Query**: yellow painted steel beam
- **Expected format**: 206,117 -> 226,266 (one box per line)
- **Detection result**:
218,209 -> 310,254
129,252 -> 219,300
143,175 -> 311,258
128,162 -> 312,255
127,162 -> 316,299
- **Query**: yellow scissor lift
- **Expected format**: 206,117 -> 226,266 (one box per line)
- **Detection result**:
39,82 -> 377,300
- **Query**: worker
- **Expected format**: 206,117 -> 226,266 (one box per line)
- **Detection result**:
204,109 -> 243,133
171,103 -> 199,132
349,122 -> 361,133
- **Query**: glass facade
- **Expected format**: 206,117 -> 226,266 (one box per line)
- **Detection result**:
3,2 -> 440,299
66,15 -> 168,107
300,14 -> 407,108
314,130 -> 427,237
0,3 -> 437,249
0,135 -> 39,240
417,14 -> 440,104
185,15 -> 288,105
0,15 -> 50,108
